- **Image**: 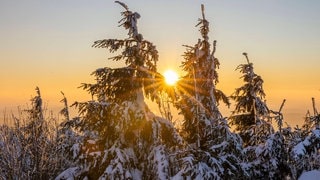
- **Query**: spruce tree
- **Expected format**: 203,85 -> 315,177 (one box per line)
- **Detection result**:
246,100 -> 290,179
22,87 -> 51,178
56,92 -> 81,175
290,98 -> 320,178
173,5 -> 244,179
229,53 -> 271,146
230,55 -> 293,178
59,2 -> 181,179
246,132 -> 288,178
176,4 -> 229,147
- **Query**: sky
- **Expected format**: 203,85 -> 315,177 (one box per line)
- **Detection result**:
1,0 -> 320,127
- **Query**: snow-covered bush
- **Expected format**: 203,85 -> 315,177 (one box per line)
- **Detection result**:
0,87 -> 66,179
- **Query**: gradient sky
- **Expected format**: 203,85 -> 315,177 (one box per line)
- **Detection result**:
1,0 -> 320,126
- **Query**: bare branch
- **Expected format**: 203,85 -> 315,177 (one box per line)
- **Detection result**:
242,52 -> 250,64
279,99 -> 286,113
115,1 -> 129,11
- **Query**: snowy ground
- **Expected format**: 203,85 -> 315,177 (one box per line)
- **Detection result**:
299,170 -> 320,180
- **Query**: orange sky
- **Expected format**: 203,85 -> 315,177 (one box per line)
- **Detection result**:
1,1 -> 320,127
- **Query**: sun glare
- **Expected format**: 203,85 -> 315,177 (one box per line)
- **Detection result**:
164,70 -> 179,86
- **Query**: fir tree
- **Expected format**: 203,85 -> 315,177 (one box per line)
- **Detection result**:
244,132 -> 289,178
244,101 -> 290,179
289,98 -> 320,178
58,2 -> 181,179
173,5 -> 245,179
56,92 -> 81,175
176,4 -> 229,147
229,53 -> 271,146
22,87 -> 52,179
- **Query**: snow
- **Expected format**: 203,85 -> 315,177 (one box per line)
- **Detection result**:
255,144 -> 264,156
292,133 -> 316,158
131,169 -> 142,180
136,89 -> 146,110
313,129 -> 320,138
154,146 -> 169,179
71,143 -> 80,159
89,151 -> 101,157
299,170 -> 320,180
55,167 -> 82,180
293,142 -> 306,157
210,141 -> 228,152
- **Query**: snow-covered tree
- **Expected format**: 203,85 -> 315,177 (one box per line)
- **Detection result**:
229,53 -> 271,146
20,87 -> 53,178
228,53 -> 293,178
0,123 -> 25,179
289,98 -> 320,178
0,87 -> 63,179
243,130 -> 291,179
176,4 -> 229,148
302,98 -> 320,133
240,98 -> 292,178
58,2 -> 181,179
55,92 -> 81,175
173,5 -> 245,179
290,129 -> 320,178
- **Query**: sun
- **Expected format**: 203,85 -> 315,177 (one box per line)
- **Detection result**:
163,70 -> 179,86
